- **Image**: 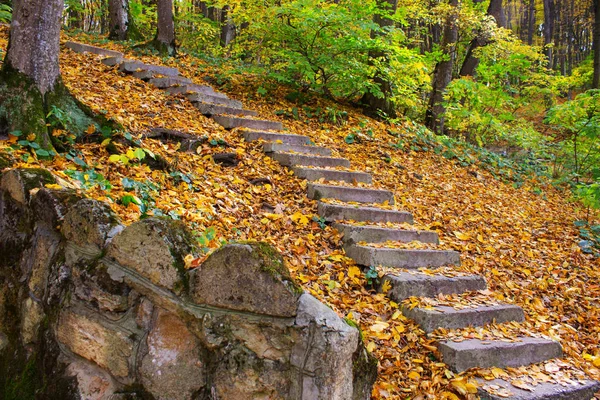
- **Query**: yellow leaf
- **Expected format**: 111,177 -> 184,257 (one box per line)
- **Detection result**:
370,321 -> 389,333
453,231 -> 471,240
366,341 -> 376,352
450,380 -> 468,395
407,371 -> 420,380
44,183 -> 62,190
27,133 -> 36,141
381,279 -> 392,293
440,392 -> 460,400
348,266 -> 361,279
86,124 -> 96,134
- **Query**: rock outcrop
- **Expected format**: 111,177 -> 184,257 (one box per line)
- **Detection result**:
0,168 -> 376,400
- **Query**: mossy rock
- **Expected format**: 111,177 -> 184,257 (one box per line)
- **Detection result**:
106,217 -> 197,295
189,242 -> 303,317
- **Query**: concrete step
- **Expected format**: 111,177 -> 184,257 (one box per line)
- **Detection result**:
167,84 -> 230,100
65,41 -> 123,58
479,378 -> 600,400
149,76 -> 193,88
263,143 -> 332,156
213,115 -> 283,131
243,131 -> 310,145
269,152 -> 350,168
403,304 -> 525,333
119,60 -> 180,77
195,103 -> 257,117
132,70 -> 154,80
333,223 -> 438,244
381,272 -> 487,300
308,184 -> 394,204
101,56 -> 124,66
345,244 -> 460,268
439,337 -> 563,372
317,202 -> 413,224
292,167 -> 372,184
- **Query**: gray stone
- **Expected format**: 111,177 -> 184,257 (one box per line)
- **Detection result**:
213,115 -> 283,131
345,244 -> 461,268
71,262 -> 132,313
107,217 -> 197,294
195,102 -> 257,117
189,243 -> 303,317
478,378 -> 600,400
317,202 -> 414,224
133,69 -> 155,80
334,223 -> 438,244
243,130 -> 310,145
120,60 -> 180,77
270,152 -> 351,168
166,84 -> 217,96
308,183 -> 394,204
62,198 -> 123,264
1,168 -> 56,205
381,272 -> 487,300
65,358 -> 120,400
0,331 -> 7,352
20,297 -> 45,346
101,56 -> 123,66
30,188 -> 82,228
293,167 -> 372,184
289,293 -> 361,400
65,41 -> 123,58
263,143 -> 332,156
149,76 -> 192,89
438,337 -> 563,372
25,227 -> 61,298
140,308 -> 206,400
402,304 -> 525,333
56,308 -> 135,377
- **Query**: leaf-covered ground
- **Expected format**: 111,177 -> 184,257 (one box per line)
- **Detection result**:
0,28 -> 599,399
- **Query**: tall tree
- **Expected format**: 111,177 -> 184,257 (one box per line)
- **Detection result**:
594,0 -> 600,88
0,0 -> 97,150
108,0 -> 130,40
459,0 -> 504,77
425,0 -> 459,134
361,0 -> 399,118
153,0 -> 176,55
543,0 -> 555,68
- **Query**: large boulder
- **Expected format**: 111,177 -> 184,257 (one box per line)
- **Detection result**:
106,217 -> 197,294
189,242 -> 303,317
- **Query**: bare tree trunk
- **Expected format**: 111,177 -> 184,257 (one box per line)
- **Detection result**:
0,0 -> 98,150
220,6 -> 236,47
425,0 -> 459,134
360,0 -> 398,118
527,0 -> 535,45
594,0 -> 600,88
459,0 -> 504,77
543,0 -> 555,68
154,0 -> 176,56
109,0 -> 129,40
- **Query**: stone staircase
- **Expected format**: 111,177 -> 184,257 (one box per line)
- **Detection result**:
66,41 -> 600,400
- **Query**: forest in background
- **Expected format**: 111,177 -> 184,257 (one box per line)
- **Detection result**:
0,0 -> 598,236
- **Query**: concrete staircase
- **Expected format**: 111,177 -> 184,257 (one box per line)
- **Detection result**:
66,41 -> 600,400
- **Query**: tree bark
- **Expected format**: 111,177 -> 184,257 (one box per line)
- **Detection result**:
459,0 -> 504,77
593,0 -> 600,88
543,0 -> 555,68
425,0 -> 459,134
0,0 -> 98,150
360,0 -> 398,118
108,0 -> 130,40
154,0 -> 176,56
220,6 -> 236,47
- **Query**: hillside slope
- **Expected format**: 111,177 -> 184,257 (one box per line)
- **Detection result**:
0,29 -> 599,399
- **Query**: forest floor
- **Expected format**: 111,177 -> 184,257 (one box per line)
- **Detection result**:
0,27 -> 599,399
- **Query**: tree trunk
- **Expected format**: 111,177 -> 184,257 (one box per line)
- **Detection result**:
360,0 -> 398,118
593,0 -> 600,88
154,0 -> 176,56
108,0 -> 129,40
220,6 -> 236,47
543,0 -> 555,68
527,0 -> 535,45
425,0 -> 459,134
459,0 -> 504,77
0,0 -> 98,150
